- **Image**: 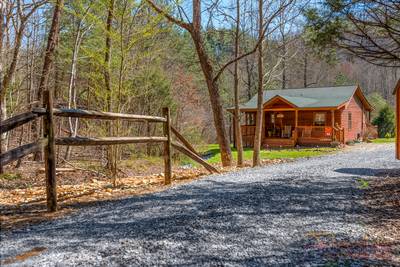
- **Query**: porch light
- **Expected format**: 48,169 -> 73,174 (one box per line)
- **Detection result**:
277,113 -> 284,118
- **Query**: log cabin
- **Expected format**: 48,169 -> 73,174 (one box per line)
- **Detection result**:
393,79 -> 400,159
228,85 -> 374,148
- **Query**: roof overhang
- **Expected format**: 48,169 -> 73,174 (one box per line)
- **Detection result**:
356,85 -> 372,111
341,85 -> 372,111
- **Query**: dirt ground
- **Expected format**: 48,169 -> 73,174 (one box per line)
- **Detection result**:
1,148 -> 399,264
363,169 -> 400,248
0,158 -> 286,230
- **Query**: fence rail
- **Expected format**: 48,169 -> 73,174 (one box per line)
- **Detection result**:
33,107 -> 167,122
1,95 -> 217,212
0,111 -> 41,134
55,136 -> 168,146
0,138 -> 48,166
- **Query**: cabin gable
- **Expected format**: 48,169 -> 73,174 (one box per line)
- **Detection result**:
263,96 -> 296,109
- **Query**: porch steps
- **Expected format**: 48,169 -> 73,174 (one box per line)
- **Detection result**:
263,138 -> 295,149
297,137 -> 332,146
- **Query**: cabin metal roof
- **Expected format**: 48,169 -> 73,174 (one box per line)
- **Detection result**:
236,85 -> 364,109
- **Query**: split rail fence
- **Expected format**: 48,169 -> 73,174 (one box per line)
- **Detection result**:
1,90 -> 218,212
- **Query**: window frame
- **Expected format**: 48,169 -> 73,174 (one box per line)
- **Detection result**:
245,112 -> 256,126
313,112 -> 326,126
348,112 -> 352,130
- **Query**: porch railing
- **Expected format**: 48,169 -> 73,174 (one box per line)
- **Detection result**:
241,125 -> 256,147
296,126 -> 333,139
240,125 -> 344,145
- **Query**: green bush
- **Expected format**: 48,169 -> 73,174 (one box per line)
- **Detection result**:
373,105 -> 395,138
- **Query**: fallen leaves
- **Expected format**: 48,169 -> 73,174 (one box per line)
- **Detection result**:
0,166 -> 209,230
362,173 -> 400,264
0,157 -> 288,230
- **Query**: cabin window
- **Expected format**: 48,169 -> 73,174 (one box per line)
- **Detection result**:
271,113 -> 275,124
246,112 -> 256,126
348,112 -> 352,130
314,112 -> 326,126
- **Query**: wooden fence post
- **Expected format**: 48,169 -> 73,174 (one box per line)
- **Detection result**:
43,90 -> 57,212
162,107 -> 172,185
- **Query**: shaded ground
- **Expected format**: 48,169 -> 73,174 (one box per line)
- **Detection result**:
0,143 -> 399,266
363,170 -> 400,252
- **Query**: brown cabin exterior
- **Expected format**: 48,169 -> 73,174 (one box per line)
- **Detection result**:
393,79 -> 400,159
229,85 -> 373,148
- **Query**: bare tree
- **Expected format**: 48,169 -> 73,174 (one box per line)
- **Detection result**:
146,0 -> 287,166
64,5 -> 92,160
233,0 -> 244,167
38,0 -> 63,101
104,0 -> 119,183
253,0 -> 264,167
306,0 -> 400,67
1,0 -> 45,165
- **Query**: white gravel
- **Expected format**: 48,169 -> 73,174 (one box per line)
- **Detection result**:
1,143 -> 398,266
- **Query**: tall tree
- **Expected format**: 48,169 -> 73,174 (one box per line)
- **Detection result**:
64,3 -> 92,160
253,0 -> 264,167
0,0 -> 45,165
34,0 -> 64,161
146,0 -> 278,166
233,0 -> 244,167
104,0 -> 118,180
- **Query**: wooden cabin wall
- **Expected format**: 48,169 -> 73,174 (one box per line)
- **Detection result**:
341,95 -> 365,142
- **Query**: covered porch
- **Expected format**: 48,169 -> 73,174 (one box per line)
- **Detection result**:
237,109 -> 344,148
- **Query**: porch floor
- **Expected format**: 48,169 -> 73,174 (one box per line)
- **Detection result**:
261,137 -> 334,148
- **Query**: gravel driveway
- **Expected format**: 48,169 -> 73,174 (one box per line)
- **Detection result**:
1,143 -> 398,266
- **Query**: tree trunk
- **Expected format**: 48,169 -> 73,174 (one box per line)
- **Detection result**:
281,39 -> 286,89
303,46 -> 308,88
245,59 -> 254,100
253,0 -> 264,167
104,0 -> 117,181
34,0 -> 64,162
65,22 -> 84,160
234,0 -> 243,167
191,0 -> 232,167
0,16 -> 27,168
0,5 -> 4,173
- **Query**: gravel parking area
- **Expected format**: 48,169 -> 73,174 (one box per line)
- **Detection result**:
1,143 -> 398,266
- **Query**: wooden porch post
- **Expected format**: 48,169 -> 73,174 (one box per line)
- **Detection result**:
261,110 -> 265,142
331,110 -> 335,141
294,110 -> 298,143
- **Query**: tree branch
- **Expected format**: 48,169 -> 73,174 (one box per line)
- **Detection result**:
145,0 -> 192,32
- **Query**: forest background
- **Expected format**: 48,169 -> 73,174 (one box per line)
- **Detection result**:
0,0 -> 398,171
